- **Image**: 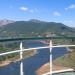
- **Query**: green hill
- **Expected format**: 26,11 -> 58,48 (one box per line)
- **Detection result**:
0,20 -> 75,38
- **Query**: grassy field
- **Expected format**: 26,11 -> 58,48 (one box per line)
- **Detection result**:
53,51 -> 75,69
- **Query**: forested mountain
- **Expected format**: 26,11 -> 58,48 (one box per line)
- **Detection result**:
0,19 -> 75,38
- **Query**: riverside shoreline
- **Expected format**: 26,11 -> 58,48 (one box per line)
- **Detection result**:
0,60 -> 11,67
36,62 -> 74,75
0,58 -> 20,67
0,49 -> 37,67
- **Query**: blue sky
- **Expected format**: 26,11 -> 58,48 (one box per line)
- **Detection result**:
0,0 -> 75,27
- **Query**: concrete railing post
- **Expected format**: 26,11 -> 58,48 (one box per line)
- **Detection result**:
49,40 -> 53,75
20,42 -> 24,75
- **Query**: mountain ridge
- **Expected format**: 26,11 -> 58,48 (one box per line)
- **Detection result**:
0,19 -> 75,38
0,19 -> 15,26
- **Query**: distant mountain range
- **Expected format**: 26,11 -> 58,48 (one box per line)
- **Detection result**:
0,19 -> 14,26
0,19 -> 75,38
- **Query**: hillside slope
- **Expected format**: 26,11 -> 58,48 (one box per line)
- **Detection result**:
0,20 -> 75,38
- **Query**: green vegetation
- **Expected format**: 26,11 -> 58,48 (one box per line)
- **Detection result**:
0,20 -> 75,38
54,50 -> 75,69
0,42 -> 19,61
0,42 -> 37,62
53,39 -> 75,69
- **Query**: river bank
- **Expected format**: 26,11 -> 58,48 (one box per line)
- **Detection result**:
0,56 -> 20,67
0,60 -> 11,67
0,49 -> 37,67
36,62 -> 74,75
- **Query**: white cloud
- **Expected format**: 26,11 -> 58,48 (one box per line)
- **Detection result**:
63,20 -> 73,23
65,4 -> 75,10
29,10 -> 34,13
53,11 -> 61,16
20,6 -> 38,13
69,4 -> 75,8
63,20 -> 74,27
20,7 -> 28,11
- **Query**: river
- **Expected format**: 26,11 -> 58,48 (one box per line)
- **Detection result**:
0,40 -> 68,75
